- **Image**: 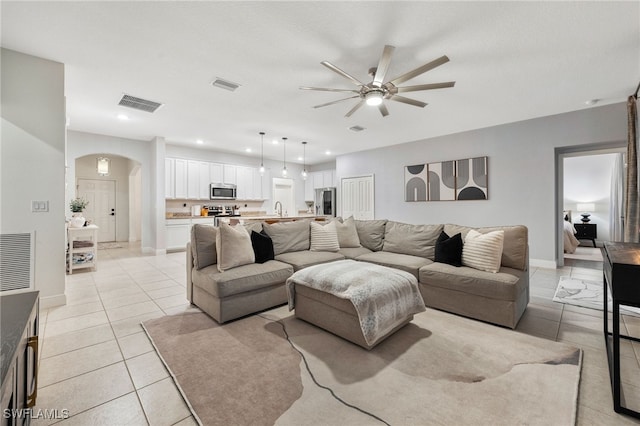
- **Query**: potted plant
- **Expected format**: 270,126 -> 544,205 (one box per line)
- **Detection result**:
69,197 -> 89,227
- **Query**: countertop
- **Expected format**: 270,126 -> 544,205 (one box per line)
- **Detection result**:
1,291 -> 39,386
166,214 -> 325,220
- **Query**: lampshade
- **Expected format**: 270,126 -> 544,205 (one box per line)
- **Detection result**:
365,91 -> 384,106
576,203 -> 595,212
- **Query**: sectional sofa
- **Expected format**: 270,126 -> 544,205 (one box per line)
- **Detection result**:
186,218 -> 529,329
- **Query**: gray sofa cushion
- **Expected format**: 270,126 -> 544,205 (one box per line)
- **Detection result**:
444,224 -> 528,271
243,222 -> 263,234
263,220 -> 311,255
216,223 -> 255,272
192,260 -> 293,298
275,250 -> 345,271
191,224 -> 217,270
382,221 -> 443,260
355,219 -> 387,251
356,251 -> 433,279
338,246 -> 373,259
419,262 -> 526,301
334,217 -> 361,248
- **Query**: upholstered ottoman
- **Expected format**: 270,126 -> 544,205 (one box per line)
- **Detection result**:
286,260 -> 426,349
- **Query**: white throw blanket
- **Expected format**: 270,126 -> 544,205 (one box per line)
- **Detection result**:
286,260 -> 426,346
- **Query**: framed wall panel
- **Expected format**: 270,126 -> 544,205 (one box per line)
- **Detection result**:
427,161 -> 456,201
404,164 -> 427,202
456,156 -> 488,200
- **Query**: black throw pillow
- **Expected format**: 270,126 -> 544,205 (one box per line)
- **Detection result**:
251,230 -> 275,264
434,231 -> 463,267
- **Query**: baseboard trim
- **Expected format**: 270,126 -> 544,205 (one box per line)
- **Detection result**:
40,293 -> 67,309
530,258 -> 558,269
142,247 -> 166,256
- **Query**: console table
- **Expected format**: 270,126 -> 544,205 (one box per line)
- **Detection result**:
603,242 -> 640,418
66,224 -> 99,274
574,223 -> 597,248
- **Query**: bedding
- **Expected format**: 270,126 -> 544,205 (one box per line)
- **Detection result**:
563,219 -> 580,254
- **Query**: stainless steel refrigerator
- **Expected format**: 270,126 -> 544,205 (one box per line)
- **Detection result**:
316,188 -> 336,217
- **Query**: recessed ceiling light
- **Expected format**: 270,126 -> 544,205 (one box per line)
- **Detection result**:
297,156 -> 303,161
196,139 -> 204,145
325,150 -> 331,155
117,113 -> 129,120
272,139 -> 279,145
245,148 -> 252,153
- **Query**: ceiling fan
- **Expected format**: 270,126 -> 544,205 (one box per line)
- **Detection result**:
300,45 -> 455,118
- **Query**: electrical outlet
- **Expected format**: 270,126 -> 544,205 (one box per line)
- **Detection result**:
31,201 -> 49,212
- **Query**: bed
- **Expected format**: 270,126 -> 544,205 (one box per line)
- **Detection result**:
563,210 -> 580,254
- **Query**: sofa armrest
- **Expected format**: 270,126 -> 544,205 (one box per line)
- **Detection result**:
186,242 -> 194,302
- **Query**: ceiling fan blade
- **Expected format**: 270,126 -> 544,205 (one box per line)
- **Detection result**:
345,99 -> 366,117
313,96 -> 360,109
373,45 -> 395,87
388,55 -> 450,86
378,103 -> 389,117
389,95 -> 428,108
321,61 -> 365,87
396,81 -> 456,93
299,86 -> 360,93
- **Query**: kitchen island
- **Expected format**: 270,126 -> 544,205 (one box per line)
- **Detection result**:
217,215 -> 330,225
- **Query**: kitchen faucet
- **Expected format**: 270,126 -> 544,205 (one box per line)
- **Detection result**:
274,201 -> 283,217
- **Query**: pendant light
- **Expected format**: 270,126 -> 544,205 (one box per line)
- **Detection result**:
301,141 -> 308,180
258,132 -> 265,176
281,137 -> 288,177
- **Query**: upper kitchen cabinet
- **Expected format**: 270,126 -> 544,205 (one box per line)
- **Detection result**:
187,160 -> 200,199
223,165 -> 236,185
165,158 -> 175,198
304,176 -> 314,201
210,163 -> 223,183
174,158 -> 188,199
312,169 -> 336,189
198,162 -> 211,199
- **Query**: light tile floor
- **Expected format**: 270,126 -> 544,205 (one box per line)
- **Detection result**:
33,244 -> 640,425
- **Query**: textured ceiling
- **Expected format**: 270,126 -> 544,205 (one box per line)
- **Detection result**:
2,1 -> 639,165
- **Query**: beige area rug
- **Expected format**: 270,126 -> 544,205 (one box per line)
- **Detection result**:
142,307 -> 582,426
564,246 -> 603,262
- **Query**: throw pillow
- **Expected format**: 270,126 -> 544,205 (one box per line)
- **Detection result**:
251,231 -> 275,264
434,231 -> 463,267
355,219 -> 387,251
382,221 -> 443,260
462,229 -> 505,273
216,222 -> 255,272
310,221 -> 340,252
262,220 -> 311,255
190,224 -> 217,270
333,216 -> 361,248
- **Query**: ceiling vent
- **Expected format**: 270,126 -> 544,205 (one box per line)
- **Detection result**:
118,94 -> 163,113
211,78 -> 241,92
349,125 -> 366,132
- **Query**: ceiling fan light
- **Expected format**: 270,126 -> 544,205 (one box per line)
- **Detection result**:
365,91 -> 384,106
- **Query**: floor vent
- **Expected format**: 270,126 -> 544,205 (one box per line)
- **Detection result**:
118,94 -> 163,113
211,78 -> 241,92
0,232 -> 35,293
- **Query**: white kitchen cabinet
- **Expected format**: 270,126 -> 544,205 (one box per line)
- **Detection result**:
223,164 -> 236,184
323,170 -> 336,188
174,159 -> 188,199
235,166 -> 251,200
210,163 -> 223,183
304,176 -> 314,201
312,171 -> 323,189
198,162 -> 211,199
262,169 -> 272,201
166,219 -> 191,251
252,168 -> 263,199
165,158 -> 175,198
187,161 -> 200,199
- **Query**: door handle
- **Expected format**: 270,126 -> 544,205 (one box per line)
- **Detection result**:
110,213 -> 115,216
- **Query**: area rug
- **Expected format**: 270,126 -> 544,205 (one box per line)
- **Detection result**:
142,307 -> 582,426
564,246 -> 603,262
553,276 -> 640,316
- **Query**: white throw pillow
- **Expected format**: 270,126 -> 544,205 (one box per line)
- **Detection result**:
462,229 -> 505,273
333,216 -> 361,248
310,221 -> 340,252
216,222 -> 255,272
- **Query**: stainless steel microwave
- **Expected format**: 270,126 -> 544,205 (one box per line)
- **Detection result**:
210,183 -> 237,200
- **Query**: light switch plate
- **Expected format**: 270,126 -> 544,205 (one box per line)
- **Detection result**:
31,201 -> 49,212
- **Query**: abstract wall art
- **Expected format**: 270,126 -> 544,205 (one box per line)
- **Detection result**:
404,156 -> 488,202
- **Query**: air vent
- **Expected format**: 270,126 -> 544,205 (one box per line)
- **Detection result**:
349,125 -> 366,132
118,94 -> 163,113
1,233 -> 35,293
211,78 -> 241,92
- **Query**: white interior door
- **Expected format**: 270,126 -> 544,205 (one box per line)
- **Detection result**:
78,179 -> 116,242
341,175 -> 374,220
272,178 -> 295,216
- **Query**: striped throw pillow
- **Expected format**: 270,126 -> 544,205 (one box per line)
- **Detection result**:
310,221 -> 340,252
462,229 -> 504,273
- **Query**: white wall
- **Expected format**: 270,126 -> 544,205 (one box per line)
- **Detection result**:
1,48 -> 66,307
564,153 -> 620,242
75,154 -> 134,242
337,102 -> 627,264
67,130 -> 157,252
